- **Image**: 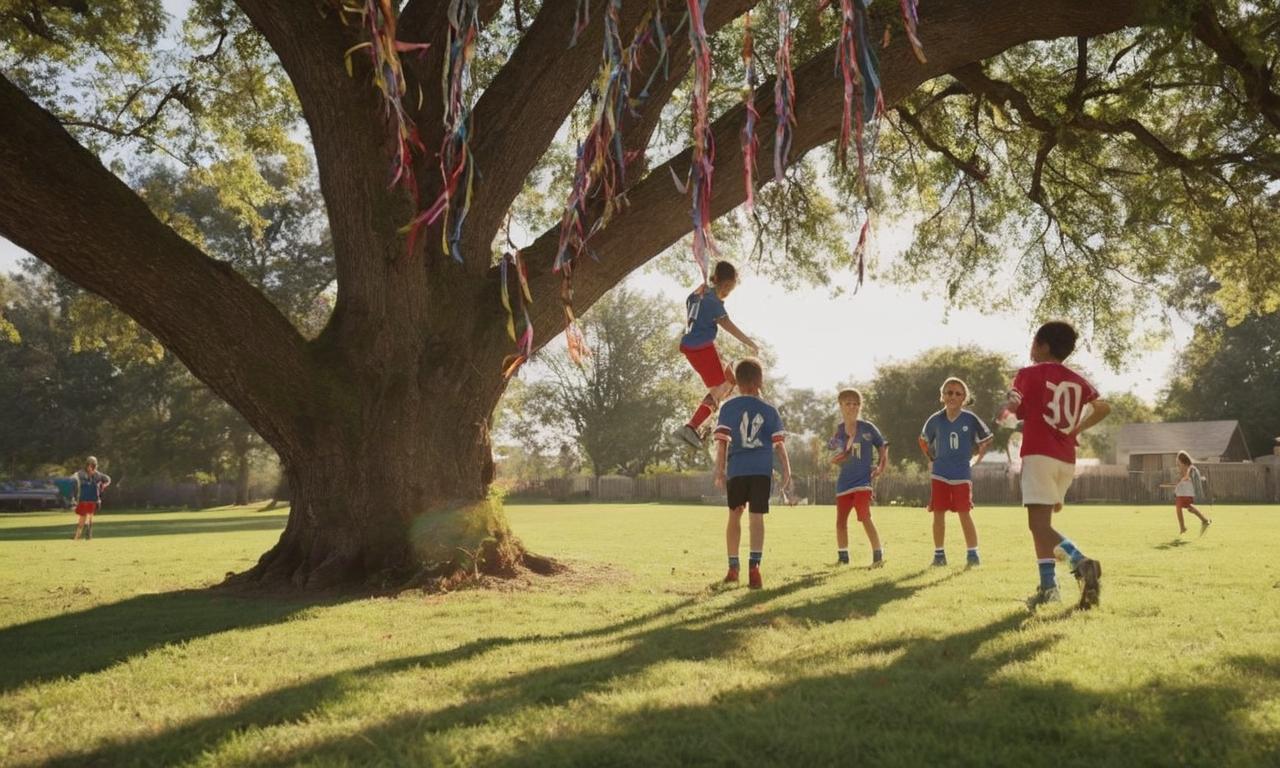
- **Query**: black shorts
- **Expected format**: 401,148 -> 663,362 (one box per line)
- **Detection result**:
727,475 -> 772,515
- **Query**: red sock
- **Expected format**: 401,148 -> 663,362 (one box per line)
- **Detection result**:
688,402 -> 714,429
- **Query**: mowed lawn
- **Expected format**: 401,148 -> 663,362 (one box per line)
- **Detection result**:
1,502 -> 1278,767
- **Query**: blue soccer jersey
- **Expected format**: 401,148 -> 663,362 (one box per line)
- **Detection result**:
921,409 -> 993,483
714,395 -> 785,478
679,288 -> 727,349
74,470 -> 110,502
829,420 -> 885,494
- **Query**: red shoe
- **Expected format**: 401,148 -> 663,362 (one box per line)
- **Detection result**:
723,567 -> 739,584
748,566 -> 763,590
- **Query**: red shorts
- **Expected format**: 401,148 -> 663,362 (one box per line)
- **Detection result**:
1175,496 -> 1195,511
836,489 -> 873,523
928,479 -> 973,513
681,343 -> 727,388
75,501 -> 99,517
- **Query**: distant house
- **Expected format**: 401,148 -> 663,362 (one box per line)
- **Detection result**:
1116,421 -> 1252,471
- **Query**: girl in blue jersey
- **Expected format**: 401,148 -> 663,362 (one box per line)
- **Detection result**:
918,377 -> 993,567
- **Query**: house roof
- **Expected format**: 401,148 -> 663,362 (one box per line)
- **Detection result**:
1115,421 -> 1245,460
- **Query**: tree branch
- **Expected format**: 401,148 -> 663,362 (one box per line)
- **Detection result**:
1190,2 -> 1280,132
0,73 -> 316,456
892,105 -> 989,182
510,0 -> 1151,349
462,0 -> 757,272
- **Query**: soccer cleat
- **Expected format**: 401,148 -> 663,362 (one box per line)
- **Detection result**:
723,567 -> 740,584
966,554 -> 981,568
748,566 -> 763,590
1025,585 -> 1062,611
1074,558 -> 1102,610
931,553 -> 947,567
869,558 -> 886,570
1200,519 -> 1212,536
672,425 -> 703,449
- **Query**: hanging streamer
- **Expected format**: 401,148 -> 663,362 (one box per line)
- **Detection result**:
740,11 -> 760,213
684,0 -> 715,281
552,1 -> 679,366
834,0 -> 883,182
404,0 -> 479,260
899,0 -> 927,63
499,244 -> 535,379
340,1 -> 430,205
773,6 -> 796,183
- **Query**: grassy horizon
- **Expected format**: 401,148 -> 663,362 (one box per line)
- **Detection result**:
2,503 -> 1278,766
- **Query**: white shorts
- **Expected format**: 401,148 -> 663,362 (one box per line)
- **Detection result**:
1021,455 -> 1075,507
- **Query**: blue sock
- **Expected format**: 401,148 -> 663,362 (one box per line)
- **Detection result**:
872,548 -> 884,563
934,548 -> 946,557
1038,558 -> 1057,589
1057,538 -> 1085,566
837,549 -> 849,563
728,555 -> 740,569
749,551 -> 762,568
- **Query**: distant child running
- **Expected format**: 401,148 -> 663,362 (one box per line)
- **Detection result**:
713,358 -> 792,590
918,377 -> 993,568
1161,450 -> 1212,535
829,389 -> 889,568
674,261 -> 760,449
1005,322 -> 1111,610
71,456 -> 111,541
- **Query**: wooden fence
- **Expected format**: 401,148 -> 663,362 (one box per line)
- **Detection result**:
511,463 -> 1279,506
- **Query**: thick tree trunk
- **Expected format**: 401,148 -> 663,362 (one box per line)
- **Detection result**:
227,358 -> 551,591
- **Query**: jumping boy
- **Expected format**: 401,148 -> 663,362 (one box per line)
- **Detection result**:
1160,450 -> 1212,535
1006,322 -> 1110,610
918,377 -> 993,568
713,358 -> 791,589
71,456 -> 111,541
674,261 -> 760,449
829,389 -> 888,568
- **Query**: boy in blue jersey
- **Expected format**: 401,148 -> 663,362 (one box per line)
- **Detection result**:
674,261 -> 760,449
71,456 -> 111,541
829,389 -> 889,567
713,358 -> 791,590
918,377 -> 993,568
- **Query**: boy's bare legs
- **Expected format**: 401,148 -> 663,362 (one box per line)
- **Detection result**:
1176,505 -> 1187,534
1027,504 -> 1059,558
862,518 -> 881,552
726,505 -> 744,557
958,511 -> 979,549
1028,503 -> 1101,609
931,512 -> 945,548
73,515 -> 85,540
749,513 -> 765,554
1186,503 -> 1209,524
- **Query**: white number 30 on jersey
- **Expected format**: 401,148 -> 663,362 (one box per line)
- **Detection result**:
1043,381 -> 1085,434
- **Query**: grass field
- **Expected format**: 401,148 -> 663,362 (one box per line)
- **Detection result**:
1,502 -> 1278,767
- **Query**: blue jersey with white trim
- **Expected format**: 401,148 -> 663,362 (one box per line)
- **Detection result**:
921,409 -> 993,483
829,420 -> 885,494
679,288 -> 726,349
715,395 -> 785,478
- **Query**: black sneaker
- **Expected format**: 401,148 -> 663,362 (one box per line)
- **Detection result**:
1025,585 -> 1062,611
1074,558 -> 1102,610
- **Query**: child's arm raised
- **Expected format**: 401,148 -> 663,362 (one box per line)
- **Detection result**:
715,316 -> 759,354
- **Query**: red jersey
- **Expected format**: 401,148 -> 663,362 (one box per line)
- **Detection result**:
1010,362 -> 1099,464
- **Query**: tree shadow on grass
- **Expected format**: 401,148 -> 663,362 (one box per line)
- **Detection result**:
34,568 -> 956,767
0,590 -> 318,696
0,515 -> 287,542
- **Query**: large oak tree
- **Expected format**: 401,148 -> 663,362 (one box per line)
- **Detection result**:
1,0 -> 1275,588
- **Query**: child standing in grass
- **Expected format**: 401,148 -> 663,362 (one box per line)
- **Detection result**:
1006,322 -> 1110,611
71,456 -> 110,541
829,389 -> 889,568
918,377 -> 993,568
713,358 -> 791,590
674,261 -> 760,450
1162,450 -> 1212,536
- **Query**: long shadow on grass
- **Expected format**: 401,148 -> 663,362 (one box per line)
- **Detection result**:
34,568 -> 949,767
0,590 -> 318,695
0,514 -> 287,542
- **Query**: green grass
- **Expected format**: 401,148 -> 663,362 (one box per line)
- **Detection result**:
2,502 -> 1278,767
